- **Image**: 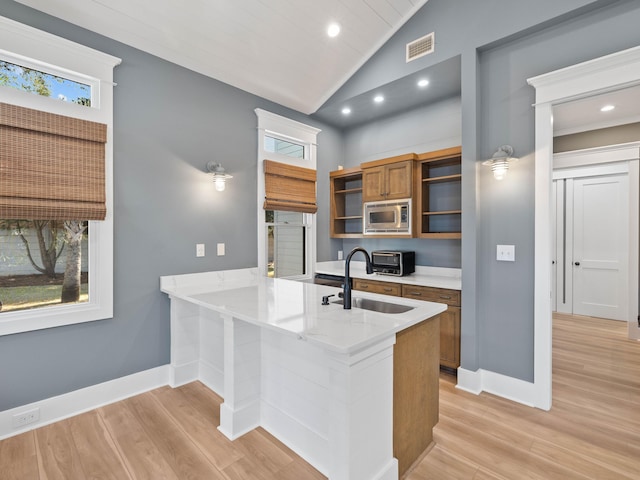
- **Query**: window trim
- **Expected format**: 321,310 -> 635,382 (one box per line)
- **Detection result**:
255,109 -> 320,280
0,15 -> 120,336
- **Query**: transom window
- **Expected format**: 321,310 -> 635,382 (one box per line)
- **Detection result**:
0,60 -> 92,106
264,134 -> 305,159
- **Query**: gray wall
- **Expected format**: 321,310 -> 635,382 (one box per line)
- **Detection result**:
475,0 -> 640,381
3,0 -> 640,411
327,0 -> 607,104
340,96 -> 462,268
342,97 -> 461,165
0,1 -> 341,410
325,0 -> 640,381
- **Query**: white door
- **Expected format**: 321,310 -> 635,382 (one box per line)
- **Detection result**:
572,174 -> 629,320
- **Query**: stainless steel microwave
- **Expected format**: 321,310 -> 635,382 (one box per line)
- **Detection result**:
363,199 -> 411,234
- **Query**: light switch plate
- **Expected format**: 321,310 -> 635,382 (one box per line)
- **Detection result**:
196,243 -> 205,257
497,244 -> 515,262
217,243 -> 225,256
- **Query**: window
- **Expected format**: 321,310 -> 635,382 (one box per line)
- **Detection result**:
0,60 -> 92,106
264,135 -> 305,159
255,109 -> 320,280
0,220 -> 89,313
265,211 -> 307,278
0,15 -> 120,335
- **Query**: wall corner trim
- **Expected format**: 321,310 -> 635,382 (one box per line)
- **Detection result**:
456,367 -> 537,409
0,365 -> 170,440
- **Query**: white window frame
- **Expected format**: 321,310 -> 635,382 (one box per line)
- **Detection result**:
0,15 -> 121,336
255,109 -> 320,280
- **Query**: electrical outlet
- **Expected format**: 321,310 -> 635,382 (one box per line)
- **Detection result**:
338,250 -> 343,260
12,407 -> 40,428
196,243 -> 205,257
217,243 -> 225,256
497,244 -> 515,262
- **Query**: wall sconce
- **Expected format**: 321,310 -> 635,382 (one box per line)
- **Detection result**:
206,161 -> 233,191
483,145 -> 517,180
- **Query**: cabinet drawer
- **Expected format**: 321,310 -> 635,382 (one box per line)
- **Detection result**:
352,278 -> 401,296
401,285 -> 460,306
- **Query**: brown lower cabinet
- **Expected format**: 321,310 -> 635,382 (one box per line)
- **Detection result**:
393,315 -> 440,477
352,278 -> 461,370
351,278 -> 402,296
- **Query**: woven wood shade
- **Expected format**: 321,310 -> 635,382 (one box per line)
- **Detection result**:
0,102 -> 107,220
263,159 -> 317,214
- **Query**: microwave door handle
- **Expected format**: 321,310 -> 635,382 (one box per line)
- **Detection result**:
374,253 -> 395,257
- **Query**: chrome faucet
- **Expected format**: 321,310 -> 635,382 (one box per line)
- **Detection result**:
343,247 -> 374,309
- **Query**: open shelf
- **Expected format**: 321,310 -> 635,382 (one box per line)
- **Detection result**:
417,147 -> 462,239
330,167 -> 363,238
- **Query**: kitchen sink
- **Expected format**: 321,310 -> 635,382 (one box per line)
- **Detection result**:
332,297 -> 414,314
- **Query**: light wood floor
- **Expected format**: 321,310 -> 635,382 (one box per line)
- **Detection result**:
1,313 -> 638,479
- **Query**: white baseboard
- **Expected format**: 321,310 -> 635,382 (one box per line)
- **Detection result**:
456,367 -> 535,408
169,361 -> 199,388
0,365 -> 170,440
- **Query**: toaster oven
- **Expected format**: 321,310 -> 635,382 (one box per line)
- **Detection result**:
371,250 -> 415,276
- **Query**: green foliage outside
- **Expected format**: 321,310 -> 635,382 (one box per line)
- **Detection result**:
0,60 -> 91,105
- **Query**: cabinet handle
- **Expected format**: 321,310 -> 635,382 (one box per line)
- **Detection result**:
439,295 -> 452,300
574,262 -> 580,266
383,287 -> 392,292
409,291 -> 422,296
360,284 -> 369,288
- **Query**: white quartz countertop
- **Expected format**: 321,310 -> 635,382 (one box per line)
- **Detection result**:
315,261 -> 462,291
161,269 -> 447,355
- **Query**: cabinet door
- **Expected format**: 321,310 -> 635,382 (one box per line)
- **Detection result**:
362,166 -> 385,202
440,306 -> 460,369
402,285 -> 460,306
385,161 -> 412,199
352,278 -> 401,296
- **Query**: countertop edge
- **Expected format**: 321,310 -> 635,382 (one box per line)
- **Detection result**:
161,274 -> 448,356
315,261 -> 462,290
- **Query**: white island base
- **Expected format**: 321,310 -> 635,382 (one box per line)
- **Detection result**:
161,268 -> 445,480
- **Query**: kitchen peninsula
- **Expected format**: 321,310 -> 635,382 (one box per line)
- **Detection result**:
160,268 -> 447,480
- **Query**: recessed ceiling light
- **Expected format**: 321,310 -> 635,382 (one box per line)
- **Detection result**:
600,104 -> 615,112
327,23 -> 341,38
417,79 -> 429,88
373,95 -> 384,103
341,107 -> 351,115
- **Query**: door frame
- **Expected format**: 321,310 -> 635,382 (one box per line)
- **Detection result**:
528,46 -> 640,410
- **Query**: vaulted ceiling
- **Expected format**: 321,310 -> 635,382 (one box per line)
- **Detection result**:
16,0 -> 429,115
15,0 -> 640,134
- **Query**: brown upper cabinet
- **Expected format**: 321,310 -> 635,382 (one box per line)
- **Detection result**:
329,147 -> 461,239
361,154 -> 416,202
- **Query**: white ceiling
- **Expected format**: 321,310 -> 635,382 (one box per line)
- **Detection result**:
16,0 -> 429,115
16,0 -> 640,134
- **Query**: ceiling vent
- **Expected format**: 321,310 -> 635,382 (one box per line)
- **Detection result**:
406,32 -> 434,62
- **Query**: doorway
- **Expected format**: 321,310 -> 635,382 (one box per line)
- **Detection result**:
552,155 -> 633,322
528,46 -> 640,410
